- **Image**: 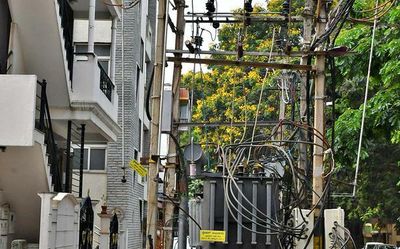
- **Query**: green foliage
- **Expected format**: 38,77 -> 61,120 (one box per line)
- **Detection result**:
332,1 -> 400,226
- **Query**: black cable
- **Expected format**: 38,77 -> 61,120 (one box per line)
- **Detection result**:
146,66 -> 155,121
161,192 -> 202,230
161,131 -> 185,172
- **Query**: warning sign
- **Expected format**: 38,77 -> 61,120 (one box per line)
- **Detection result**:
129,159 -> 148,177
199,230 -> 226,242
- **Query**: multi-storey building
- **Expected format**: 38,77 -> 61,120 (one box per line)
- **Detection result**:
0,0 -> 155,247
104,0 -> 155,248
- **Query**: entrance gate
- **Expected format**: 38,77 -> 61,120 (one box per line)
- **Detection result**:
110,213 -> 118,249
79,197 -> 94,249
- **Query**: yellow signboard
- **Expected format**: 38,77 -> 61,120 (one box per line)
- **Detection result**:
199,230 -> 226,242
129,159 -> 148,177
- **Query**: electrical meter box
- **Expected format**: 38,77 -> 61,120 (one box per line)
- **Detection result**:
324,208 -> 345,249
292,208 -> 314,249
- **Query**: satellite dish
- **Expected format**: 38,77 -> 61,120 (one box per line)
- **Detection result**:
183,143 -> 206,177
183,143 -> 206,165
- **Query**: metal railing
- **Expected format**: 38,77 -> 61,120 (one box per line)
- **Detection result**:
98,62 -> 114,101
57,0 -> 74,81
36,80 -> 62,192
66,121 -> 85,197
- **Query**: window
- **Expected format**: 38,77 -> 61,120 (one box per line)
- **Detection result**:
136,65 -> 140,105
140,39 -> 144,70
72,145 -> 106,170
139,119 -> 142,152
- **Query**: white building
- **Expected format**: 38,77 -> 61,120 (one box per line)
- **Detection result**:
0,0 -> 123,247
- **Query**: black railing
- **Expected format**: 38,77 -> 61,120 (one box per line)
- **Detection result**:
57,0 -> 74,81
36,80 -> 63,192
66,121 -> 85,197
98,62 -> 114,101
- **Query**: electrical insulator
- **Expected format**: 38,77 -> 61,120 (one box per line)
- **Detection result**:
237,42 -> 244,60
193,35 -> 203,47
244,0 -> 253,13
206,0 -> 215,14
185,40 -> 195,53
244,17 -> 251,26
237,162 -> 244,175
282,0 -> 290,16
216,162 -> 224,172
212,21 -> 220,29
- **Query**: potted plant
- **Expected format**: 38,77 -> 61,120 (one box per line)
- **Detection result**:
101,194 -> 108,214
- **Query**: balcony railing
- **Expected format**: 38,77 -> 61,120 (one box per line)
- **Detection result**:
35,80 -> 63,192
57,0 -> 74,81
98,62 -> 114,101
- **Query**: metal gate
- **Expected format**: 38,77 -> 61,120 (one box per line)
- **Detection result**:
79,197 -> 94,249
110,213 -> 119,249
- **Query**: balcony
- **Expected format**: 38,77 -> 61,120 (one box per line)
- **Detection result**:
62,52 -> 119,141
68,0 -> 121,19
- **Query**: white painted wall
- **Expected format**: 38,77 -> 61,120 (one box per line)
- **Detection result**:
7,0 -> 71,107
73,19 -> 112,43
38,193 -> 79,249
7,23 -> 26,74
0,133 -> 51,243
0,75 -> 36,146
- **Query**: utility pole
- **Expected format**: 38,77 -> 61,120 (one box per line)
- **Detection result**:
313,1 -> 327,249
146,0 -> 168,248
299,0 -> 314,201
163,1 -> 186,249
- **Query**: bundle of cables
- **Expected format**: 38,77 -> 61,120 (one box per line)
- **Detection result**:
215,118 -> 336,247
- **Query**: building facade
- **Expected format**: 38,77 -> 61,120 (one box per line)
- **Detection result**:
0,0 -> 154,247
105,0 -> 155,248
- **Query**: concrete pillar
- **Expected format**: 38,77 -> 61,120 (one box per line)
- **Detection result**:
38,193 -> 56,249
98,213 -> 112,249
88,0 -> 96,53
110,17 -> 117,82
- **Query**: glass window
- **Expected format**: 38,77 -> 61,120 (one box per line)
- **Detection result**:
94,44 -> 110,56
72,148 -> 88,169
98,59 -> 109,74
140,39 -> 144,70
90,148 -> 106,170
139,120 -> 142,152
136,65 -> 140,104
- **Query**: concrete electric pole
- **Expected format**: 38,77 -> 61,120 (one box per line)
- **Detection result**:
146,0 -> 168,248
313,1 -> 328,248
163,1 -> 186,249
